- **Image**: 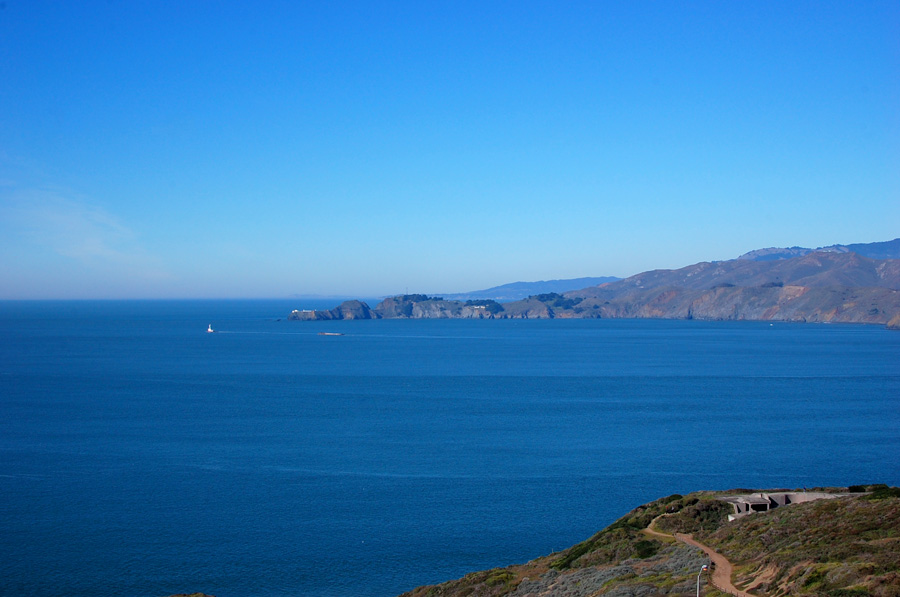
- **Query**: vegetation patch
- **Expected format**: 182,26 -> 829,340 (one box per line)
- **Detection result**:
464,299 -> 504,314
654,496 -> 731,534
863,485 -> 900,501
549,494 -> 700,570
528,292 -> 583,310
699,489 -> 900,596
634,539 -> 660,558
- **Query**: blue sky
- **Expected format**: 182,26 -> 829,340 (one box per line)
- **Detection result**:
1,1 -> 897,299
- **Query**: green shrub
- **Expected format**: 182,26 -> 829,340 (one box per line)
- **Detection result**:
803,567 -> 827,588
528,293 -> 583,310
484,570 -> 514,587
828,589 -> 872,596
863,486 -> 900,500
465,299 -> 504,314
634,540 -> 660,559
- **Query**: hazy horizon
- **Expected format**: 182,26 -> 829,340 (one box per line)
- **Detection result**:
2,2 -> 898,299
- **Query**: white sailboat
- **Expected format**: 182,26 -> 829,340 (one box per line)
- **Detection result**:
207,324 -> 215,333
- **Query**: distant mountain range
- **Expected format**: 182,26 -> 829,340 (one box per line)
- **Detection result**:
439,277 -> 620,301
738,238 -> 900,261
289,238 -> 900,329
438,240 -> 900,300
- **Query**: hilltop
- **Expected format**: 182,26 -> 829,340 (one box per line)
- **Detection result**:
398,485 -> 900,597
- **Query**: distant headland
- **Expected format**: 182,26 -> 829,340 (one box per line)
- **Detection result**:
290,239 -> 900,328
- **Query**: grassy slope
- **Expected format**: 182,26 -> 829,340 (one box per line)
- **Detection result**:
398,487 -> 900,597
692,488 -> 900,597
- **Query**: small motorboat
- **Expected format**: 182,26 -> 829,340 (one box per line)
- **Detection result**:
207,324 -> 215,333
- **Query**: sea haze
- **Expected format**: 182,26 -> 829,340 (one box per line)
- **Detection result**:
1,300 -> 898,597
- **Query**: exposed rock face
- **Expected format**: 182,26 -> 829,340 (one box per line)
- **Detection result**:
376,296 -> 462,318
335,300 -> 377,320
374,296 -> 508,319
888,313 -> 900,330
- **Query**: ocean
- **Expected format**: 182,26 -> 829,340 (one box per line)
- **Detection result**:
1,300 -> 898,597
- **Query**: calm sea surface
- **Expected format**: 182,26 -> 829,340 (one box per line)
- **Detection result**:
1,300 -> 898,597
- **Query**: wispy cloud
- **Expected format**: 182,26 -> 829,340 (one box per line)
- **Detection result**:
1,186 -> 169,279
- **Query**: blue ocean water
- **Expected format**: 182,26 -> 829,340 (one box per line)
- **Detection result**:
1,300 -> 898,597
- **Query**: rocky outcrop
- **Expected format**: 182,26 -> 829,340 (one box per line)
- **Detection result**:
287,300 -> 379,321
373,296 -> 508,319
375,295 -> 462,318
888,313 -> 900,330
495,297 -> 555,319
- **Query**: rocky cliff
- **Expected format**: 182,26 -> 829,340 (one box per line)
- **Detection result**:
288,299 -> 378,321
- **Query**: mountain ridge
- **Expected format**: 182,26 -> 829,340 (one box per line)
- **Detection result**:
738,238 -> 900,261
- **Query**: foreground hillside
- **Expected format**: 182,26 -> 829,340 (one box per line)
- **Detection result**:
399,486 -> 900,597
289,251 -> 900,327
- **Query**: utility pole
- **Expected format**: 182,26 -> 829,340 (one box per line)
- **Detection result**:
696,564 -> 708,596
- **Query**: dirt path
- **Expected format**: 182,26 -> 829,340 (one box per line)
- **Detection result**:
642,514 -> 677,541
643,516 -> 757,596
674,533 -> 757,597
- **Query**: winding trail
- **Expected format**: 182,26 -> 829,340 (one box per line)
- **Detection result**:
674,533 -> 756,597
645,515 -> 757,596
